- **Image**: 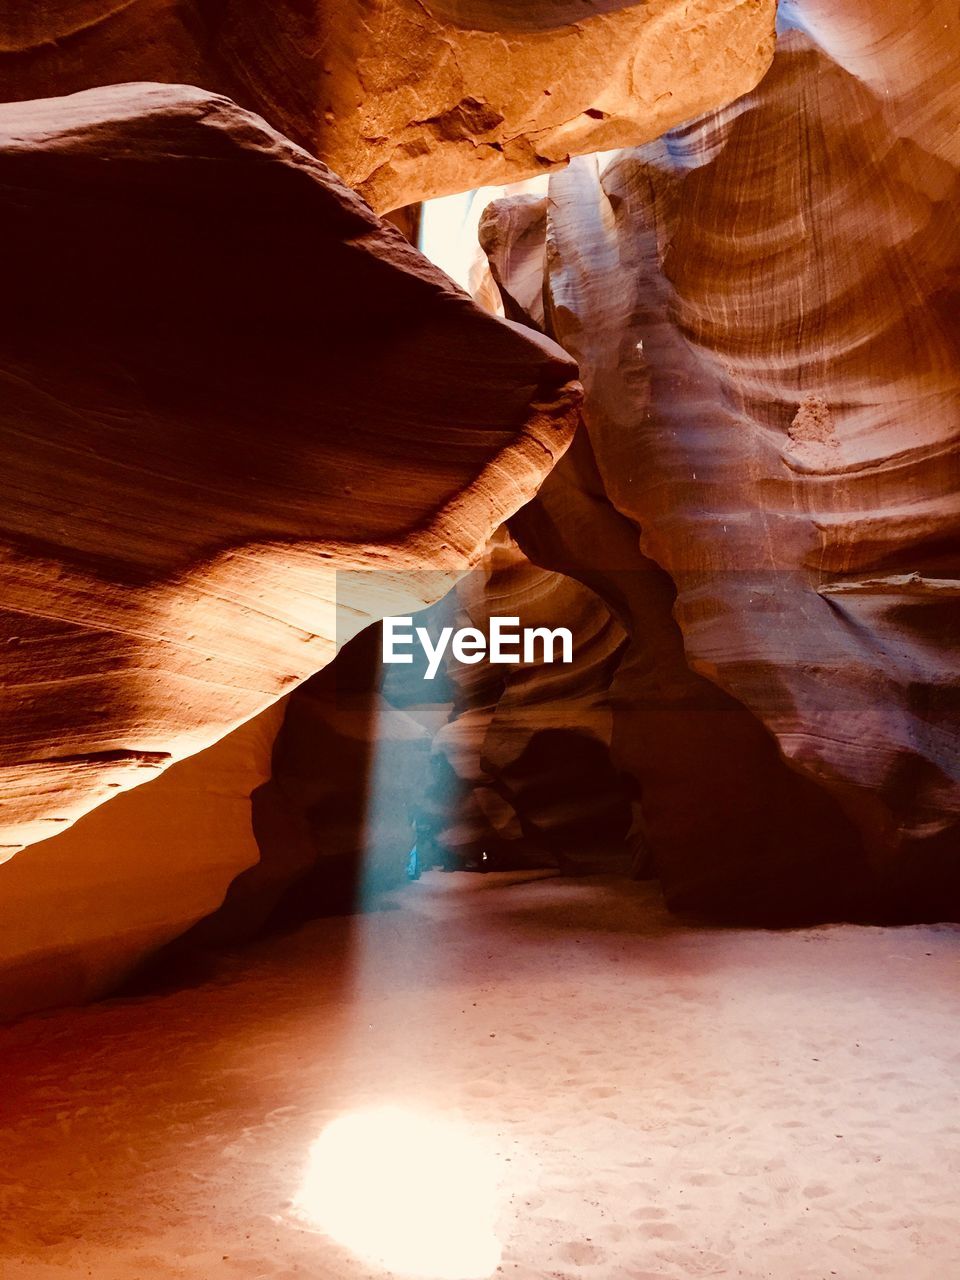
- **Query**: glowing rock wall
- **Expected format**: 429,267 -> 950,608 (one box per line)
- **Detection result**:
0,83 -> 580,857
476,14 -> 960,915
0,0 -> 777,210
0,702 -> 285,1019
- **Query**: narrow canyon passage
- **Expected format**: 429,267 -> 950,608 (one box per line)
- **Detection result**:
1,3 -> 958,1277
2,872 -> 958,1280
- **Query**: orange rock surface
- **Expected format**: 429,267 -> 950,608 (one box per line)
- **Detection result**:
0,82 -> 580,857
0,0 -> 777,209
477,13 -> 960,914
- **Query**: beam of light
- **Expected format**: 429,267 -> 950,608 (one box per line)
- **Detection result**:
420,178 -> 549,306
294,1106 -> 504,1278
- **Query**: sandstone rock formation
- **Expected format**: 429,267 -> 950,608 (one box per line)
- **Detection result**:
195,625 -> 436,943
0,0 -> 777,209
1,0 -> 957,1033
271,0 -> 778,211
424,529 -> 632,868
224,529 -> 632,903
476,14 -> 960,916
0,82 -> 580,858
0,702 -> 285,1019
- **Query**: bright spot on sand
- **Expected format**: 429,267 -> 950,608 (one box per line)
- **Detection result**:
294,1106 -> 503,1278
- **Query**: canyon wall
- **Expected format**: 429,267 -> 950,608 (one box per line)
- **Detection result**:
1,0 -> 957,1018
0,703 -> 285,1019
472,12 -> 960,916
0,80 -> 581,1008
0,82 -> 580,857
424,529 -> 633,870
0,1 -> 784,1014
0,0 -> 776,209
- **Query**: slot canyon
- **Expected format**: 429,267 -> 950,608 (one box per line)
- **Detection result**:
0,2 -> 958,1277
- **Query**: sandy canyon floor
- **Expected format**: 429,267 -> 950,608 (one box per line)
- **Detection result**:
1,871 -> 959,1279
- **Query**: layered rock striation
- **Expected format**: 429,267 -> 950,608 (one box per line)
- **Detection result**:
476,15 -> 960,916
0,82 -> 580,857
0,702 -> 285,1019
424,528 -> 632,868
0,0 -> 777,209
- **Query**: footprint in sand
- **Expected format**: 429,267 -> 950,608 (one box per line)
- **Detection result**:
686,1171 -> 723,1187
560,1240 -> 606,1266
803,1183 -> 832,1199
630,1205 -> 669,1221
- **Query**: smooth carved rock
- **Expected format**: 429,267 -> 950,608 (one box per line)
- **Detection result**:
203,689 -> 432,941
0,702 -> 285,1020
0,83 -> 580,857
510,393 -> 864,916
0,1 -> 778,210
195,622 -> 436,942
481,17 -> 960,915
424,528 -> 632,866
